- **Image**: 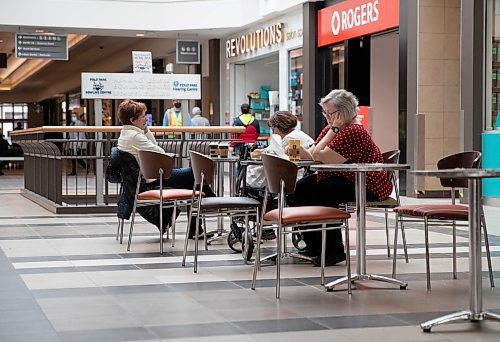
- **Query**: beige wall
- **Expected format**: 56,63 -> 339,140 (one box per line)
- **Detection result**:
418,0 -> 461,190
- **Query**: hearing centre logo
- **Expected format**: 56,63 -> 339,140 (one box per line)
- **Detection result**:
172,80 -> 199,93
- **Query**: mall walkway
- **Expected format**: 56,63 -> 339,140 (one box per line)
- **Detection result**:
0,173 -> 499,341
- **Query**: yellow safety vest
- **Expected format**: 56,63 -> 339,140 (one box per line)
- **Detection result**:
167,110 -> 183,126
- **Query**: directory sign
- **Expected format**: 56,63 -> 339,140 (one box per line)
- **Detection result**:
16,33 -> 68,60
176,40 -> 200,64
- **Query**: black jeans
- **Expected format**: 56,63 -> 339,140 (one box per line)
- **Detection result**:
148,167 -> 216,234
293,173 -> 378,258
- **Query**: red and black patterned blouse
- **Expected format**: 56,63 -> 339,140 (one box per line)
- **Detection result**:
314,124 -> 393,201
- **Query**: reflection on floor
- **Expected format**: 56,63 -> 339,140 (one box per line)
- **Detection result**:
0,185 -> 500,341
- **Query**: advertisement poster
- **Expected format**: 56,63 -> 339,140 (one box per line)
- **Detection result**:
132,51 -> 153,74
81,73 -> 201,99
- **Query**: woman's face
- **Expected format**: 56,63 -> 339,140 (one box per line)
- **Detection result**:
271,126 -> 286,138
130,111 -> 147,130
322,101 -> 345,127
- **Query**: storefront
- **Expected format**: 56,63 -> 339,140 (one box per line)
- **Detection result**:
220,8 -> 304,136
315,0 -> 400,153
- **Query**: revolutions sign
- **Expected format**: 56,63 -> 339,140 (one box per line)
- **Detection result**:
226,23 -> 285,58
81,73 -> 201,100
318,0 -> 399,47
16,33 -> 68,60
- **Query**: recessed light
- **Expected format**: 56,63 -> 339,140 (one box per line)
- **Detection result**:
136,33 -> 145,37
0,40 -> 3,43
35,29 -> 44,33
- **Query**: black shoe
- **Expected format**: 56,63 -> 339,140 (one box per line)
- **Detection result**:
261,229 -> 276,240
311,253 -> 346,267
67,172 -> 76,176
297,248 -> 316,257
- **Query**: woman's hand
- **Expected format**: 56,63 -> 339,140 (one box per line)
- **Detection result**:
331,112 -> 344,129
143,125 -> 149,134
251,148 -> 262,159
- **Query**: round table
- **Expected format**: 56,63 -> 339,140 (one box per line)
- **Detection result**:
309,163 -> 411,291
412,168 -> 500,332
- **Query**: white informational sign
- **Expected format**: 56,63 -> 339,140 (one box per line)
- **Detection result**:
81,73 -> 201,99
132,51 -> 153,74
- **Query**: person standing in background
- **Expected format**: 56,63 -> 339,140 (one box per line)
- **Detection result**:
13,122 -> 23,131
162,100 -> 192,126
190,107 -> 210,127
68,112 -> 87,176
230,103 -> 260,154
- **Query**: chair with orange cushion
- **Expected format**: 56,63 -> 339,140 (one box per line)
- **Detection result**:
392,151 -> 494,290
251,153 -> 352,299
127,150 -> 199,255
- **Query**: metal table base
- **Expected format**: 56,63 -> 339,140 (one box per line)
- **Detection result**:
420,176 -> 500,332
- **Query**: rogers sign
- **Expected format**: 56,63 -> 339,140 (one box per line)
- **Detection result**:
318,0 -> 399,47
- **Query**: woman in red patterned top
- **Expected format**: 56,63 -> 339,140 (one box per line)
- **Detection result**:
293,89 -> 393,266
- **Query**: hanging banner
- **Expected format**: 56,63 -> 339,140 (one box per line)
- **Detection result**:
81,73 -> 201,99
318,0 -> 399,47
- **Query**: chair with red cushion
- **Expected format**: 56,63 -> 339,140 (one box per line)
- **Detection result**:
251,153 -> 352,299
127,150 -> 199,255
392,151 -> 494,290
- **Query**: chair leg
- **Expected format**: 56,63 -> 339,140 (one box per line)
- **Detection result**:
171,204 -> 177,248
385,209 -> 390,258
159,201 -> 164,255
127,207 -> 137,252
400,220 -> 409,263
424,216 -> 431,291
344,219 -> 352,295
119,219 -> 124,244
392,215 -> 400,278
276,221 -> 282,299
243,214 -> 250,264
320,226 -> 326,286
203,217 -> 208,251
194,212 -> 201,273
452,220 -> 457,279
251,216 -> 263,290
181,205 -> 194,267
116,219 -> 120,241
481,213 -> 495,288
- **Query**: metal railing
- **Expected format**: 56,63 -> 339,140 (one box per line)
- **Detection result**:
11,126 -> 244,213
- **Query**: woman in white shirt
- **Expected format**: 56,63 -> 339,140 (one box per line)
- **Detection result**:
246,111 -> 314,188
116,99 -> 214,238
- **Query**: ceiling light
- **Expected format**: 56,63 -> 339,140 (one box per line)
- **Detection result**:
35,29 -> 44,33
0,40 -> 3,43
136,33 -> 145,37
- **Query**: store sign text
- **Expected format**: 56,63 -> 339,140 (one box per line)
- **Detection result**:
318,0 -> 399,47
226,23 -> 285,58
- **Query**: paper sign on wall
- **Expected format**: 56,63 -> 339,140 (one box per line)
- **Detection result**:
81,73 -> 201,99
132,51 -> 153,74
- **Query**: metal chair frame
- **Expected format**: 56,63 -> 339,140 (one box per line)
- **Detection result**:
181,151 -> 261,273
128,151 -> 193,254
251,153 -> 352,299
392,151 -> 494,290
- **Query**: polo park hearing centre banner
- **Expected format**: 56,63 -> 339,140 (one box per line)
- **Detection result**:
81,73 -> 201,99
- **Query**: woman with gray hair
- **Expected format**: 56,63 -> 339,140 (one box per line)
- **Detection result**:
292,89 -> 392,266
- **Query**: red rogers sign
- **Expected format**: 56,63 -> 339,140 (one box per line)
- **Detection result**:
318,0 -> 399,47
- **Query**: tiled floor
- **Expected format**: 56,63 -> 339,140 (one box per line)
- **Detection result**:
1,173 -> 500,341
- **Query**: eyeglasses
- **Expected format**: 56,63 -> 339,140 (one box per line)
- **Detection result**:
322,110 -> 340,119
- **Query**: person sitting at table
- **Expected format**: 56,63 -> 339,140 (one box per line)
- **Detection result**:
292,89 -> 393,266
247,110 -> 314,188
116,99 -> 215,239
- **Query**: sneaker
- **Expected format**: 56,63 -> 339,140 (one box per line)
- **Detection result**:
311,253 -> 346,267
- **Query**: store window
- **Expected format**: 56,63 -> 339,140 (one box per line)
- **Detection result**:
288,48 -> 303,122
331,45 -> 345,90
0,103 -> 28,141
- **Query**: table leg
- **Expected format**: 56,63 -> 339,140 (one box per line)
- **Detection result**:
420,178 -> 500,332
326,171 -> 408,291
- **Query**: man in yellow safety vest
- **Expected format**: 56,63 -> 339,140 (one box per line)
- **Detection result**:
162,100 -> 192,126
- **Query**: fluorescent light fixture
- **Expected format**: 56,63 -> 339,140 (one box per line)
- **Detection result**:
35,29 -> 44,33
136,33 -> 145,37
